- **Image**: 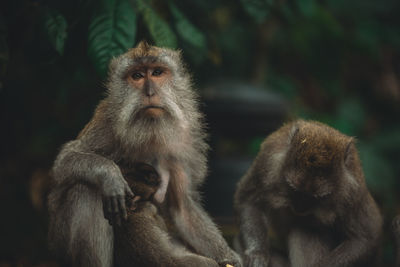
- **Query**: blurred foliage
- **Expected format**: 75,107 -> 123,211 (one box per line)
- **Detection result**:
1,0 -> 400,265
88,0 -> 137,76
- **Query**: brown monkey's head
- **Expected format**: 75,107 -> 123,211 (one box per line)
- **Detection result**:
120,162 -> 161,201
282,120 -> 357,216
106,41 -> 201,150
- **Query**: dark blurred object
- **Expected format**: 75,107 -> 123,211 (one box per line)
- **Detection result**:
203,82 -> 287,136
201,82 -> 288,217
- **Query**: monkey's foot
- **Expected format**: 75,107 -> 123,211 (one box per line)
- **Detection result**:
218,259 -> 241,267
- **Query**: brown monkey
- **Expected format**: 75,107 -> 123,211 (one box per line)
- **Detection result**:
48,42 -> 241,267
234,120 -> 382,267
114,162 -> 219,267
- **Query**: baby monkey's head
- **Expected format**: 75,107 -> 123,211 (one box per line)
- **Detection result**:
120,162 -> 161,202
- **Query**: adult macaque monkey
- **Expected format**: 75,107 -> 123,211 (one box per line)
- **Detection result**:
48,42 -> 240,267
234,120 -> 382,267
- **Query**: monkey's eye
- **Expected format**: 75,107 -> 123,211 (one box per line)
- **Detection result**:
152,68 -> 163,76
132,72 -> 144,80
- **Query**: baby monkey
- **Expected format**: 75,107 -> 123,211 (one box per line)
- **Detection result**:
114,162 -> 221,267
235,120 -> 382,267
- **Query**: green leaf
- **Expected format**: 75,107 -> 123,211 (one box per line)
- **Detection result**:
43,10 -> 68,55
297,0 -> 317,17
136,0 -> 177,48
240,0 -> 272,23
88,0 -> 137,77
169,2 -> 206,50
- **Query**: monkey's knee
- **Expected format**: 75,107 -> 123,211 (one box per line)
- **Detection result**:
49,184 -> 113,267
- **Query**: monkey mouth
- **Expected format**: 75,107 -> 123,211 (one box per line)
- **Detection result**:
140,105 -> 166,118
143,105 -> 165,110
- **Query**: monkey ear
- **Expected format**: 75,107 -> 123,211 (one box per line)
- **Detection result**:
344,139 -> 356,168
287,123 -> 300,144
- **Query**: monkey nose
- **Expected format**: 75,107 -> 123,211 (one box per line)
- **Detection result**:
145,86 -> 155,97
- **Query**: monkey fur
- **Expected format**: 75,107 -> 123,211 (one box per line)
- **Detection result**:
114,162 -> 219,267
48,42 -> 240,267
234,120 -> 382,267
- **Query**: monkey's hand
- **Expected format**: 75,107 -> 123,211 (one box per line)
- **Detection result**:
101,170 -> 135,226
243,250 -> 269,267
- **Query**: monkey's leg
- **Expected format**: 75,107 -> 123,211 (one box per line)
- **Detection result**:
48,183 -> 113,267
114,204 -> 219,267
172,196 -> 242,266
288,229 -> 330,267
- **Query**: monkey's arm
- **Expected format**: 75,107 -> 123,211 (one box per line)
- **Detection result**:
237,203 -> 270,267
172,194 -> 242,267
315,197 -> 382,267
52,140 -> 134,225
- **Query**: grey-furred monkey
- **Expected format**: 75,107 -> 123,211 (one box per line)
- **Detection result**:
48,42 -> 241,267
234,120 -> 382,267
114,162 -> 219,267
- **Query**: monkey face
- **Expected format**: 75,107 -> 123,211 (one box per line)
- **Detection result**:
125,63 -> 172,119
109,42 -> 186,125
107,42 -> 193,148
282,123 -> 347,215
121,61 -> 178,126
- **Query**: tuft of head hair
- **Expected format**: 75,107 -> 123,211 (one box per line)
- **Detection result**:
289,120 -> 352,170
126,41 -> 161,59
